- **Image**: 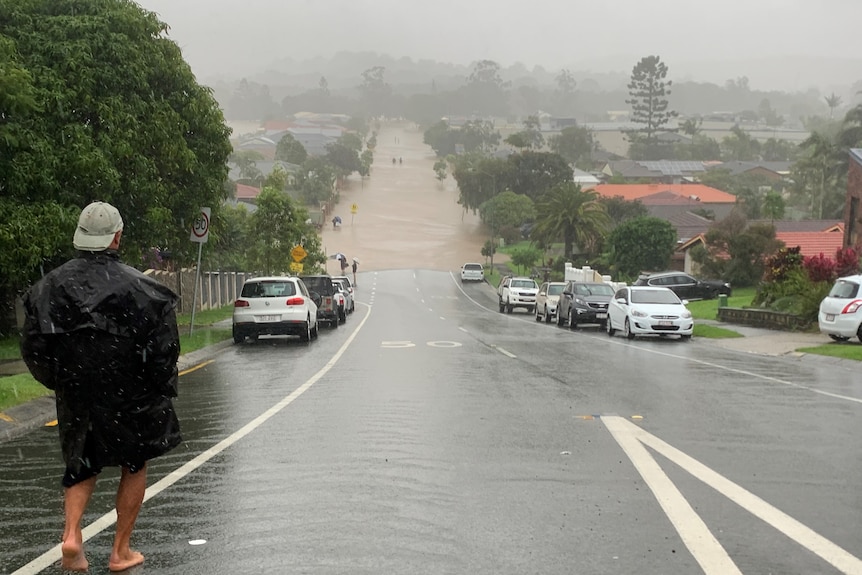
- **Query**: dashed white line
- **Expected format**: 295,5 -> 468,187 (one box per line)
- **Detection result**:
493,345 -> 516,358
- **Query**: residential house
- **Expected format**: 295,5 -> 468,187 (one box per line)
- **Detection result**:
601,160 -> 708,184
593,183 -> 737,220
844,149 -> 862,252
228,160 -> 301,187
677,220 -> 845,274
573,168 -> 600,189
710,160 -> 792,182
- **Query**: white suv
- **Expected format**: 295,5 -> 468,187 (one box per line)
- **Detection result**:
497,276 -> 539,314
818,274 -> 862,342
460,263 -> 485,283
233,277 -> 319,343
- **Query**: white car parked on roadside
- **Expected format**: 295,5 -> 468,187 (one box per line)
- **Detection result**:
232,276 -> 319,343
460,262 -> 485,283
818,274 -> 862,342
606,285 -> 693,340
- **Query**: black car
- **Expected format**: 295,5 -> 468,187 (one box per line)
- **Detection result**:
634,271 -> 731,301
299,275 -> 341,327
556,281 -> 615,329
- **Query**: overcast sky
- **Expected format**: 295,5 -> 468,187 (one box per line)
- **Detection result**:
136,0 -> 859,90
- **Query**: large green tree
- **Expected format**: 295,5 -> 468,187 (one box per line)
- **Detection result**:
548,126 -> 593,168
275,132 -> 308,165
478,191 -> 535,238
246,187 -> 323,275
0,0 -> 232,333
626,55 -> 677,158
507,151 -> 573,201
531,183 -> 609,260
604,216 -> 677,280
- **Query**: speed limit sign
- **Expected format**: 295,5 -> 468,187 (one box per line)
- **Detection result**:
190,207 -> 211,243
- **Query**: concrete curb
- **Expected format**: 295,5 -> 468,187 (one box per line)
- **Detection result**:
0,340 -> 234,444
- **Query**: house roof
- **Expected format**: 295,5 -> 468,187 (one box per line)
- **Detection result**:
604,159 -> 707,178
235,184 -> 261,200
678,228 -> 845,258
593,183 -> 736,204
665,211 -> 714,243
713,161 -> 792,176
749,219 -> 842,233
776,231 -> 844,257
851,149 -> 862,167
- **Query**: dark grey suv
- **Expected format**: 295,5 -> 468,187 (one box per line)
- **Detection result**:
556,281 -> 615,329
299,275 -> 340,328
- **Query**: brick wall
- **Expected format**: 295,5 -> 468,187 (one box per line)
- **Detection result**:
844,153 -> 862,251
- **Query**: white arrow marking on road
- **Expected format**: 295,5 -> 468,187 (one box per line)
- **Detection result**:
603,416 -> 862,575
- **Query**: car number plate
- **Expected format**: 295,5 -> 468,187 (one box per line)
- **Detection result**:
658,320 -> 673,326
596,313 -> 607,319
826,313 -> 835,321
258,314 -> 279,322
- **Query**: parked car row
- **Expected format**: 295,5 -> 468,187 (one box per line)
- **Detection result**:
232,274 -> 355,344
484,268 -> 697,342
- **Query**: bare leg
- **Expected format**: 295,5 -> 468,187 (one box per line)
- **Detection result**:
62,475 -> 97,572
108,465 -> 147,572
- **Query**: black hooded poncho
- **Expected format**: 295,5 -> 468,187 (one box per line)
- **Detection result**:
21,251 -> 182,474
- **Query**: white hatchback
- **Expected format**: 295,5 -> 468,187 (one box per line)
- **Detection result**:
818,274 -> 862,342
460,263 -> 485,282
606,285 -> 693,340
232,276 -> 319,343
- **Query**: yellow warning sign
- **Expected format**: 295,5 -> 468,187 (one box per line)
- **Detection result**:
291,245 -> 307,262
351,203 -> 358,214
289,262 -> 304,273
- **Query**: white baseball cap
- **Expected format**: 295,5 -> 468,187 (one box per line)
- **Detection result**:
73,201 -> 124,251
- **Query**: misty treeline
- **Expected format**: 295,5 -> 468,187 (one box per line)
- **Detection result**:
218,54 -> 848,130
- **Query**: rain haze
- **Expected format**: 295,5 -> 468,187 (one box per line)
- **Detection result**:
137,0 -> 859,92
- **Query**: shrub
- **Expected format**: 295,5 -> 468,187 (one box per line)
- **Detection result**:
835,247 -> 861,277
803,253 -> 837,283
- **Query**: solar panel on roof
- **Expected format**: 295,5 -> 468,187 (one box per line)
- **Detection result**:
638,161 -> 705,176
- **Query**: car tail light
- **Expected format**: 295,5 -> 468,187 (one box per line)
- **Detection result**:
842,299 -> 862,314
324,297 -> 332,306
234,300 -> 250,308
286,297 -> 305,306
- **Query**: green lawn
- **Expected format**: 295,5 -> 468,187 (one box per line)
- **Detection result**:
0,304 -> 236,412
685,286 -> 757,320
797,342 -> 862,360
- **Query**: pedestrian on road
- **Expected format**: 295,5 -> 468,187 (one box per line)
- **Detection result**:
352,258 -> 359,286
20,201 -> 182,573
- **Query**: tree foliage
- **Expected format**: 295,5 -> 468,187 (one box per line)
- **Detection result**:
604,216 -> 677,280
0,0 -> 232,331
275,132 -> 308,165
532,183 -> 609,260
626,55 -> 677,150
548,126 -> 593,168
507,151 -> 572,201
479,191 -> 535,237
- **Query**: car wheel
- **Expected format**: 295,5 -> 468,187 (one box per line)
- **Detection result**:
829,334 -> 850,342
624,318 -> 635,340
557,309 -> 565,327
506,300 -> 513,314
300,318 -> 311,342
340,309 -> 347,323
857,324 -> 862,343
311,321 -> 319,339
606,317 -> 615,337
545,310 -> 551,323
568,310 -> 577,330
232,326 -> 243,344
535,307 -> 542,322
331,318 -> 339,329
499,299 -> 505,313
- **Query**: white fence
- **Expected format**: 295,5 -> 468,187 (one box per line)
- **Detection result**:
563,264 -> 626,292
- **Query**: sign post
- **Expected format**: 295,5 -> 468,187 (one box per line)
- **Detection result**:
189,207 -> 211,336
351,203 -> 358,225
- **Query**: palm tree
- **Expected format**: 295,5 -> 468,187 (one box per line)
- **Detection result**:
825,93 -> 843,120
531,182 -> 610,260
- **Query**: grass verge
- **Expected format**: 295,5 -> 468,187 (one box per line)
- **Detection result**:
685,287 -> 757,320
796,342 -> 862,361
0,305 -> 236,412
693,324 -> 743,339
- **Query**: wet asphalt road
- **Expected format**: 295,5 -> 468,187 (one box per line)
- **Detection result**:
2,270 -> 862,575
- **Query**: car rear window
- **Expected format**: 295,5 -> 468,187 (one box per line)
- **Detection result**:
300,276 -> 336,295
828,280 -> 861,299
241,280 -> 296,298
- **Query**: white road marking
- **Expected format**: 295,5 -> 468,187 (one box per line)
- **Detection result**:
458,327 -> 469,333
427,341 -> 462,348
603,416 -> 862,575
493,345 -> 516,358
381,340 -> 416,348
11,304 -> 374,575
439,316 -> 446,320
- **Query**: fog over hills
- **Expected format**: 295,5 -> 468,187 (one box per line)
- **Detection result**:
136,0 -> 860,97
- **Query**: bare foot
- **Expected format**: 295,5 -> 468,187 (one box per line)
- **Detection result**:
61,540 -> 89,572
108,550 -> 144,572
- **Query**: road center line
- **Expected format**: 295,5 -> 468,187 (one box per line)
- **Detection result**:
603,416 -> 862,575
12,304 -> 372,575
493,345 -> 516,358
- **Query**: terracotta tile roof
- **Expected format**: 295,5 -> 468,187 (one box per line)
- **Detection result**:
593,183 -> 736,204
235,184 -> 261,200
749,219 -> 843,233
776,231 -> 845,258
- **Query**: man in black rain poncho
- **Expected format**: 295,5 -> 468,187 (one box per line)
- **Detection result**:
21,201 -> 182,573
